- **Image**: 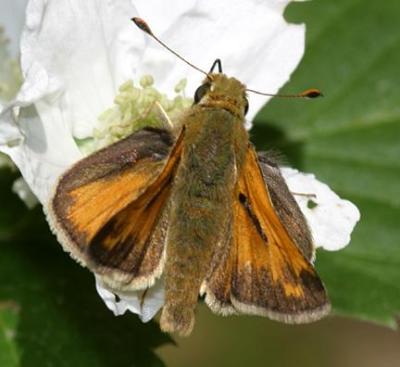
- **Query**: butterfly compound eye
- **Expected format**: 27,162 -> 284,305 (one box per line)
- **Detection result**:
244,98 -> 249,115
194,83 -> 211,104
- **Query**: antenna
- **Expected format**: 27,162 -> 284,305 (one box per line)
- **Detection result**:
246,88 -> 323,99
209,59 -> 222,73
131,17 -> 208,77
132,17 -> 323,99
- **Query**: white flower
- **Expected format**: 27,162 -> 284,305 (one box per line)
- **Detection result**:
0,0 -> 359,324
281,168 -> 360,251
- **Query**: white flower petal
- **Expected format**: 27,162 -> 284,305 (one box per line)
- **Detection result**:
280,167 -> 361,251
12,176 -> 38,208
20,0 -> 139,139
132,0 -> 304,124
136,280 -> 165,323
95,276 -> 164,322
0,104 -> 82,203
0,106 -> 22,145
95,278 -> 135,316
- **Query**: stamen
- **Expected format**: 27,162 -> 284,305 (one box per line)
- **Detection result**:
76,75 -> 192,155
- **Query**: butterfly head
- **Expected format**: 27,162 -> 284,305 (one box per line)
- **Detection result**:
194,72 -> 249,118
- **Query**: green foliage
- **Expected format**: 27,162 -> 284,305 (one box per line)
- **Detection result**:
253,0 -> 400,327
0,302 -> 20,367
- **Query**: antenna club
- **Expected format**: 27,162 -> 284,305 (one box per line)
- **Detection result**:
131,17 -> 208,77
131,17 -> 153,35
301,89 -> 323,98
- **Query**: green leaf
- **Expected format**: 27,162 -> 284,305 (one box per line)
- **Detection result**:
253,0 -> 400,327
0,302 -> 20,367
0,170 -> 171,367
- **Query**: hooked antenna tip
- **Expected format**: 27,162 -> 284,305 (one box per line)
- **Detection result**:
131,17 -> 153,35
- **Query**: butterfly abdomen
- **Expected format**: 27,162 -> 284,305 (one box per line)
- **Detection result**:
160,108 -> 245,335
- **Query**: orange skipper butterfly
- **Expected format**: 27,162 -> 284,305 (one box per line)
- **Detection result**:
47,18 -> 329,336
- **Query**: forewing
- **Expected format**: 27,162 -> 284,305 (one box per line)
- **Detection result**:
48,127 -> 183,290
204,146 -> 330,322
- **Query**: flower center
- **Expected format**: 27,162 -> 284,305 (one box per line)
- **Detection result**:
76,75 -> 192,155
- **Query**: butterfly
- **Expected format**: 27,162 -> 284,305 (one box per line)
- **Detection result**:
47,18 -> 330,336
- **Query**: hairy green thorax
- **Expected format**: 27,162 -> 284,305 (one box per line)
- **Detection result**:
161,74 -> 249,335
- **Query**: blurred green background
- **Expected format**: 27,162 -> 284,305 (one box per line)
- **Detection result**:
159,308 -> 400,367
1,0 -> 399,366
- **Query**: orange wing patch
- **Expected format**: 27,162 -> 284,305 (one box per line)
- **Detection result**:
204,146 -> 330,323
64,159 -> 165,247
89,137 -> 183,289
48,128 -> 184,290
